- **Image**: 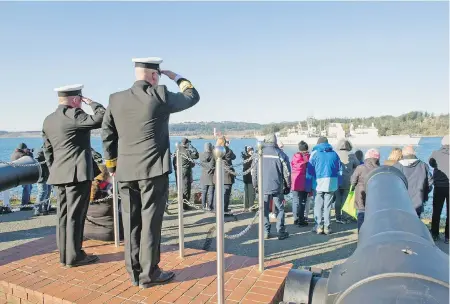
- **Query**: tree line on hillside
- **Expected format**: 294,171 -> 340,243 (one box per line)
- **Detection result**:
261,112 -> 449,136
1,111 -> 448,137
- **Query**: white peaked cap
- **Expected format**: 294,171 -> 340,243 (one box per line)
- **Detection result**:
132,57 -> 163,70
54,84 -> 84,97
132,57 -> 163,64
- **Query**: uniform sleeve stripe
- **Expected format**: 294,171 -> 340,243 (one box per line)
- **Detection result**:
179,80 -> 194,92
105,158 -> 117,168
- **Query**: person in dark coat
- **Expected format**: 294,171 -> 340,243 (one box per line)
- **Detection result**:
354,150 -> 364,165
334,139 -> 360,224
42,84 -> 105,267
393,145 -> 432,218
91,148 -> 103,164
215,136 -> 236,212
429,135 -> 449,243
242,146 -> 255,211
85,164 -> 124,242
200,143 -> 215,211
101,58 -> 200,288
351,149 -> 380,233
10,143 -> 34,208
34,146 -> 52,216
172,138 -> 199,210
252,134 -> 290,240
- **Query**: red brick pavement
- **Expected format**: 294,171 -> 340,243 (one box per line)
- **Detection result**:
0,236 -> 291,303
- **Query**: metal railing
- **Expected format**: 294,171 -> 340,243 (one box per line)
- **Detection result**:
0,141 -> 267,304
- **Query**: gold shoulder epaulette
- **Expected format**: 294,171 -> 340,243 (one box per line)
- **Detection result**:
105,158 -> 117,168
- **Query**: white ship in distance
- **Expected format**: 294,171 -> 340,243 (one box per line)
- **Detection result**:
255,117 -> 421,147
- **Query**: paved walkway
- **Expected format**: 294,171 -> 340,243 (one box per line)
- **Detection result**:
1,204 -> 448,277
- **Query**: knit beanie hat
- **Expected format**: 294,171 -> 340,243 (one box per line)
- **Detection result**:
365,148 -> 380,160
298,141 -> 308,152
17,143 -> 27,150
317,137 -> 328,144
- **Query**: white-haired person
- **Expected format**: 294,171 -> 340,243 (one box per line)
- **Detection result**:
350,149 -> 380,233
394,145 -> 432,218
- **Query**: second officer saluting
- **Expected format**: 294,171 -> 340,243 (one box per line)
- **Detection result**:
42,84 -> 105,267
102,57 -> 200,287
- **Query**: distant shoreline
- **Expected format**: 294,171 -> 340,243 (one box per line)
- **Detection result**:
0,134 -> 444,139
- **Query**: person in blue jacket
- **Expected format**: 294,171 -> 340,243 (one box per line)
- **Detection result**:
309,137 -> 342,235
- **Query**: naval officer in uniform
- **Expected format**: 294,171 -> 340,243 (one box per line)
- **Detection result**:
42,84 -> 105,267
102,57 -> 200,287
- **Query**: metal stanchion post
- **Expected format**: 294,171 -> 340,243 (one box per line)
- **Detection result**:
3,190 -> 10,207
214,146 -> 226,304
257,141 -> 264,272
176,143 -> 185,258
112,176 -> 120,247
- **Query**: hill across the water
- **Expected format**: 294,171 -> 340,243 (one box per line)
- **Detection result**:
0,111 -> 448,138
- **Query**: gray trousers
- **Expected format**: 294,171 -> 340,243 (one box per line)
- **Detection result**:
119,174 -> 169,285
55,181 -> 91,265
244,184 -> 255,209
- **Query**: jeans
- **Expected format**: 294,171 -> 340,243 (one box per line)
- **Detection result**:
201,185 -> 215,210
357,211 -> 365,233
334,188 -> 349,220
21,184 -> 32,205
244,184 -> 255,209
292,191 -> 308,222
35,183 -> 52,213
264,193 -> 286,234
314,191 -> 335,230
431,187 -> 449,239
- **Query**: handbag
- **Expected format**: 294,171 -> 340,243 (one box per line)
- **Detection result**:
342,187 -> 357,219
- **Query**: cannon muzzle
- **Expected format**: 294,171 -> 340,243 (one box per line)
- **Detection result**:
282,166 -> 449,304
0,156 -> 42,192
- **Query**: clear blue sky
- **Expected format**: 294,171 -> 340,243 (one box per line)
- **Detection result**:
0,1 -> 448,131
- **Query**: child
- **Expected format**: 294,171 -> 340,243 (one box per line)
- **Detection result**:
84,165 -> 124,242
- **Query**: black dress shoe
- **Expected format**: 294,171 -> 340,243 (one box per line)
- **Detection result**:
66,254 -> 99,268
139,271 -> 175,288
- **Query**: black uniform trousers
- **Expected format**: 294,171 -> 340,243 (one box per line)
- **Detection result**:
119,174 -> 168,285
175,169 -> 192,210
431,186 -> 449,239
55,181 -> 91,265
182,174 -> 191,208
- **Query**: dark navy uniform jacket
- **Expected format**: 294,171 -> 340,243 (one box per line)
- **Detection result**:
102,78 -> 200,182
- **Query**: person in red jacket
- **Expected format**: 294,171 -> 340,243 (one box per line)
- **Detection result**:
291,141 -> 312,226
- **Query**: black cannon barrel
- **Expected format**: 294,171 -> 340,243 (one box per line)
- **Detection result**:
0,156 -> 41,192
282,166 -> 449,304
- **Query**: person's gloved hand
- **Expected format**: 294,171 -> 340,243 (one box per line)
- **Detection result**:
283,187 -> 291,195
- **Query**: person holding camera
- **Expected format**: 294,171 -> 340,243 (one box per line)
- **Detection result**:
102,57 -> 200,288
34,145 -> 52,216
42,84 -> 105,268
252,134 -> 291,240
172,138 -> 199,210
10,143 -> 34,209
